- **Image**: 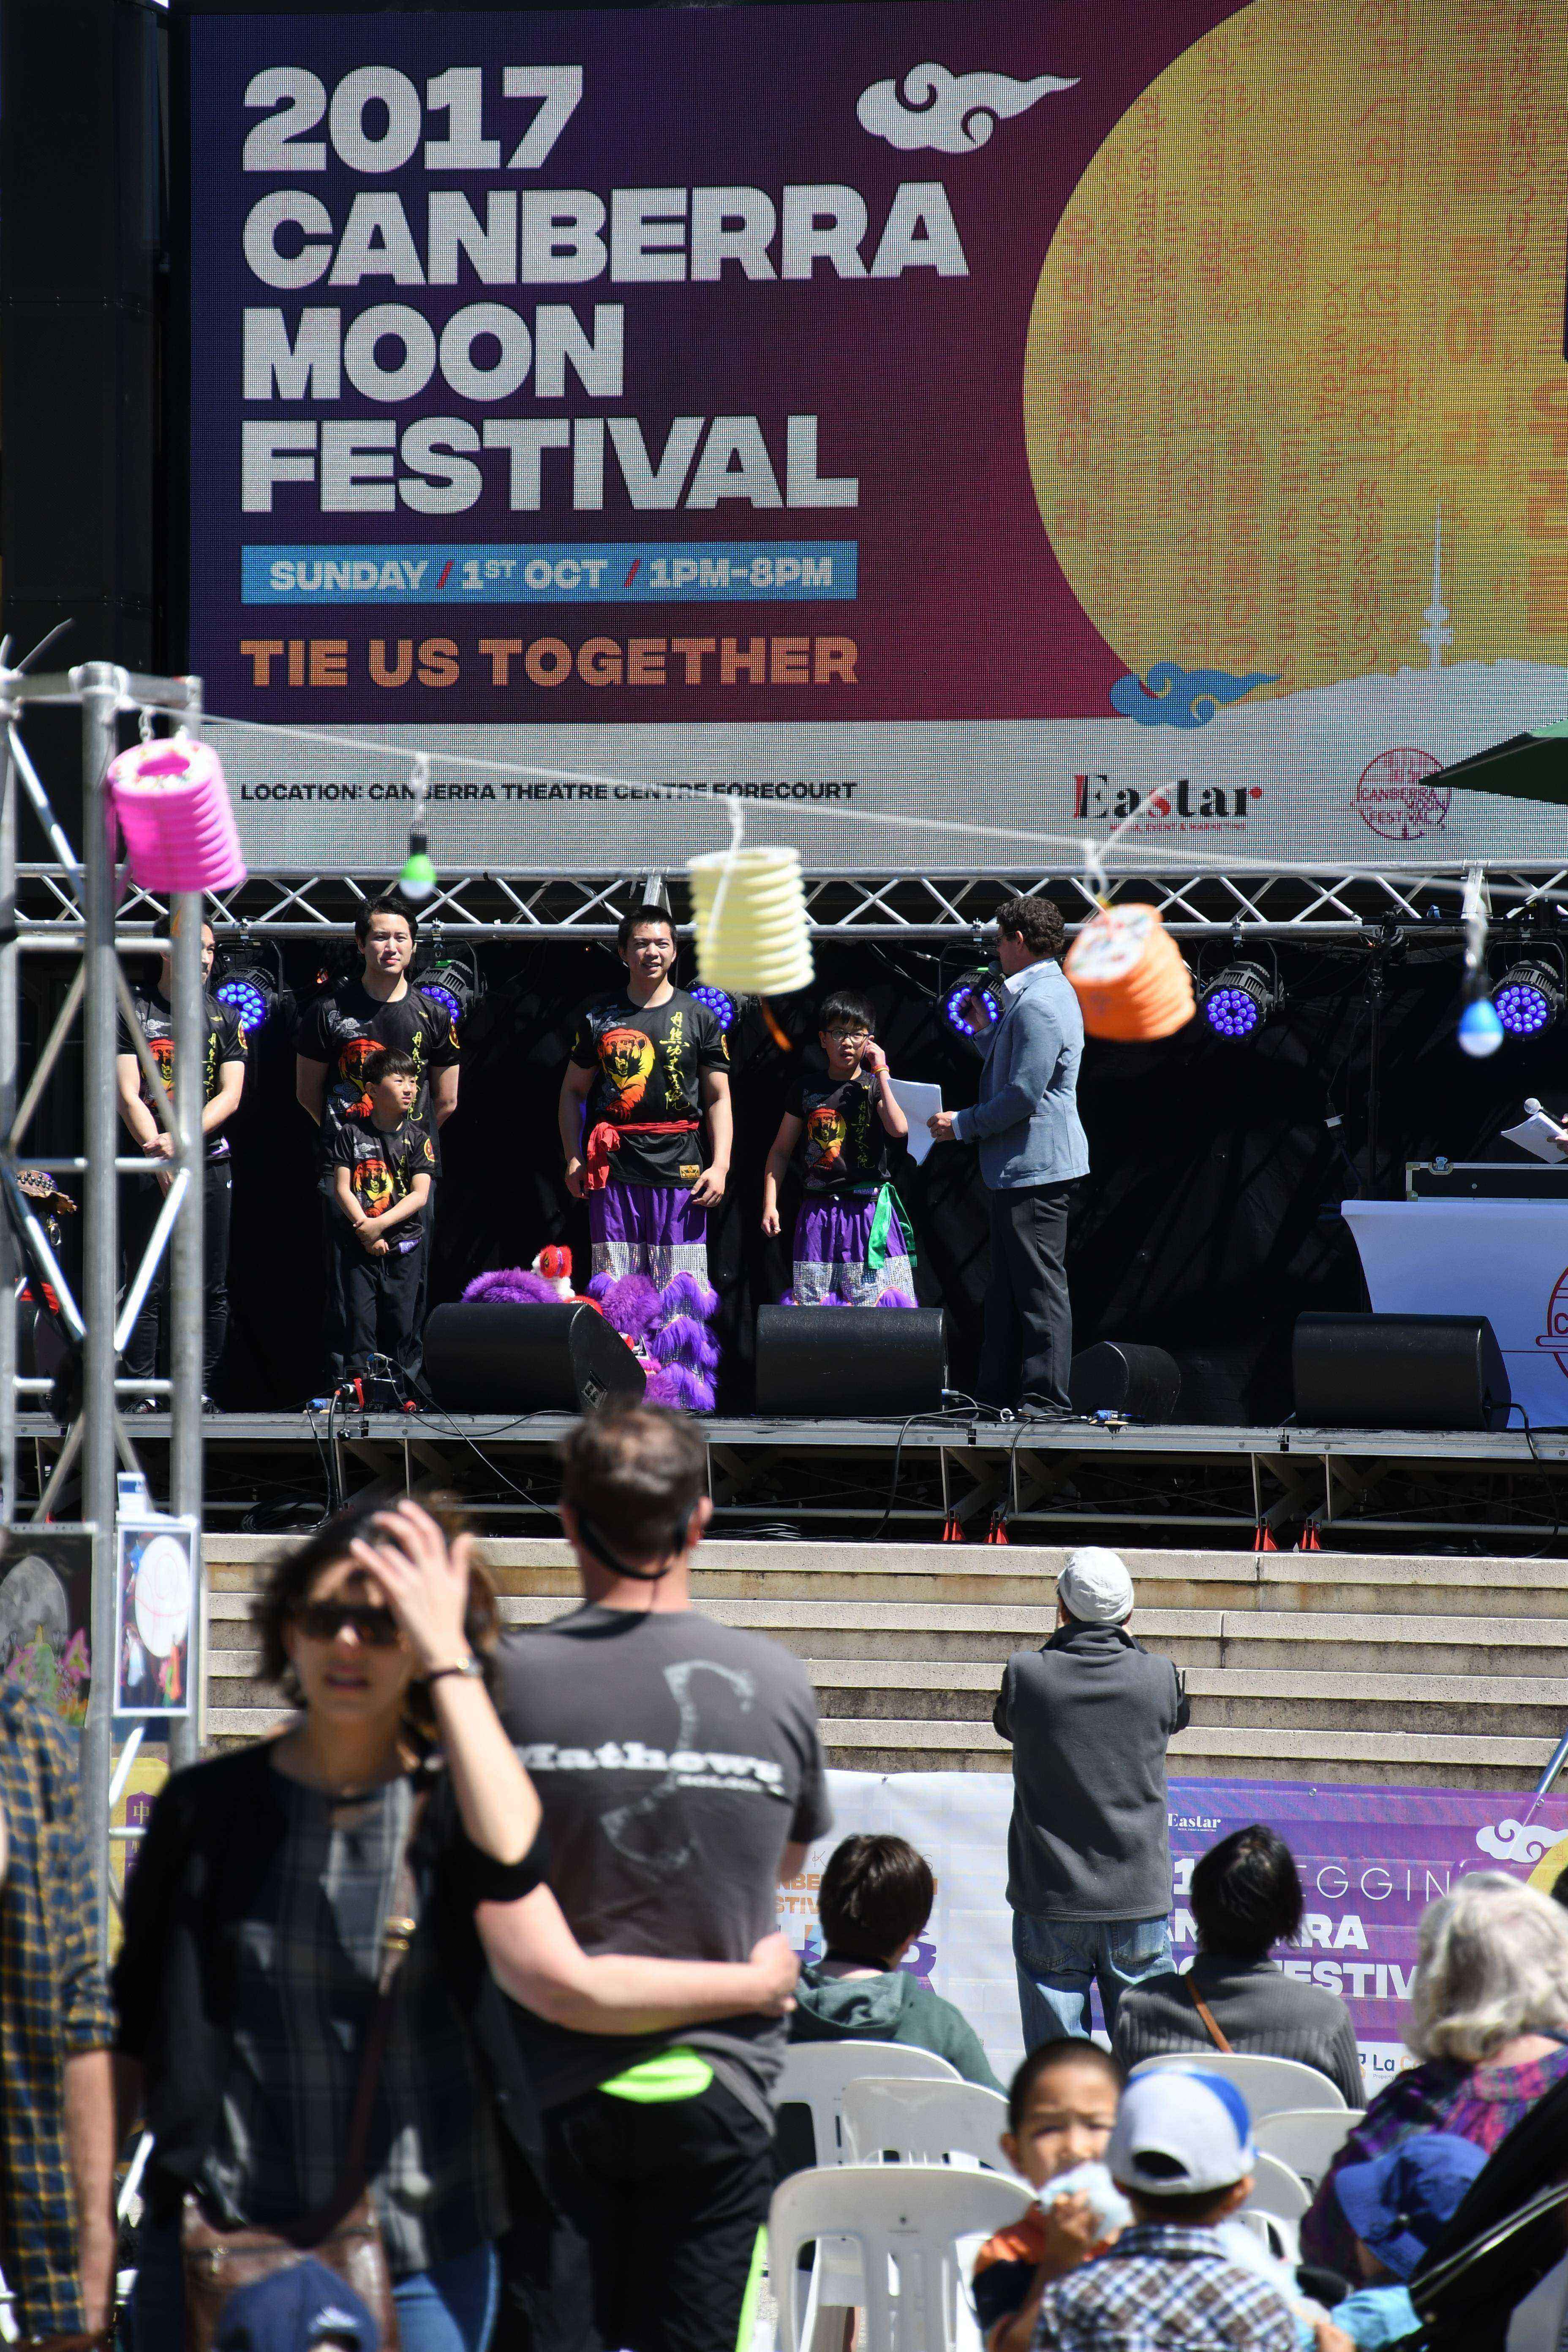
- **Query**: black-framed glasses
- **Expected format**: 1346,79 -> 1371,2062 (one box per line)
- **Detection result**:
825,1027 -> 871,1045
294,1599 -> 401,1647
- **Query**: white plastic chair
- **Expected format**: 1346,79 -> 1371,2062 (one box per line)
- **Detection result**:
1243,2150 -> 1311,2223
776,2044 -> 963,2170
770,2164 -> 1033,2352
842,2079 -> 1010,2171
1127,2051 -> 1347,2119
1252,2107 -> 1363,2191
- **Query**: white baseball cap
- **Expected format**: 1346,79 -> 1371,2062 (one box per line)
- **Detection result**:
1057,1546 -> 1135,1625
1108,2069 -> 1256,2196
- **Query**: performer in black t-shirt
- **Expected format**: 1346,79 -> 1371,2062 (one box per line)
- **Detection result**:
327,1048 -> 435,1405
559,905 -> 731,1288
295,893 -> 459,1391
761,988 -> 914,1305
114,920 -> 248,1402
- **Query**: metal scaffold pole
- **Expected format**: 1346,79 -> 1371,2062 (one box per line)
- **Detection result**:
168,879 -> 205,1765
76,663 -> 123,1955
0,674 -> 19,1527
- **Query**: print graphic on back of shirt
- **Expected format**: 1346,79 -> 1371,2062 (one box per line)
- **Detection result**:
599,1027 -> 656,1116
599,1660 -> 765,1874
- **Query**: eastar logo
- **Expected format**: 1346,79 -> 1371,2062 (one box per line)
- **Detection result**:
1073,774 -> 1264,826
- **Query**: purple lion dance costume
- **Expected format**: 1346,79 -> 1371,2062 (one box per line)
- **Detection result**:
463,1263 -> 721,1413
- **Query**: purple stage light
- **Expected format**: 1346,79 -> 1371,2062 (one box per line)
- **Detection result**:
1200,960 -> 1277,1042
942,973 -> 1003,1039
689,983 -> 738,1031
1493,959 -> 1562,1038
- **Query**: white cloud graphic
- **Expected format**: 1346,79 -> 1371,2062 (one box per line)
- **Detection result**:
857,63 -> 1077,155
1476,1818 -> 1561,1865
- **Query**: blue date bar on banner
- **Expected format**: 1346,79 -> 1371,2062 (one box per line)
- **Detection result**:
242,543 -> 858,604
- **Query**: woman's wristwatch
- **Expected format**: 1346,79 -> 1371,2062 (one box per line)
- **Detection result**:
426,1654 -> 483,1686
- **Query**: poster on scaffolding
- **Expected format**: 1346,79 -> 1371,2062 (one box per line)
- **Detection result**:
185,0 -> 1568,873
113,1516 -> 196,1719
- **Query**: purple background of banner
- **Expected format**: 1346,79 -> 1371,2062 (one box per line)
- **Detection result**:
188,1 -> 1251,727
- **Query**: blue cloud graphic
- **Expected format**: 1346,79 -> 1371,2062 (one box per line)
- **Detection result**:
1109,662 -> 1280,730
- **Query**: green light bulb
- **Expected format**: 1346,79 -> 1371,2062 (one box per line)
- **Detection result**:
398,847 -> 437,901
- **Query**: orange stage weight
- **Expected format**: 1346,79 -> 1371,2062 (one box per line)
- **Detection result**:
1064,905 -> 1195,1042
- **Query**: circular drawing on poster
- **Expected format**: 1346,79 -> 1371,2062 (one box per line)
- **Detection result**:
1356,750 -> 1451,842
133,1533 -> 191,1657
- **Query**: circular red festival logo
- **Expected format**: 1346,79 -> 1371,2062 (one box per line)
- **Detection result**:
1537,1265 -> 1568,1381
1355,747 -> 1450,841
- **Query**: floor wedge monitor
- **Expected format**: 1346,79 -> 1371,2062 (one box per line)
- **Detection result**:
1069,1341 -> 1182,1422
423,1301 -> 645,1413
1292,1311 -> 1511,1432
755,1304 -> 947,1418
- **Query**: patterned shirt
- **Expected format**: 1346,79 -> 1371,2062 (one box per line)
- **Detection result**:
1300,2043 -> 1568,2275
328,1108 -> 435,1247
201,1769 -> 507,2278
1032,2226 -> 1296,2352
0,1688 -> 115,2336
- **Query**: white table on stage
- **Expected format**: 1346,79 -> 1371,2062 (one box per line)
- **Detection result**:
1342,1198 -> 1568,1428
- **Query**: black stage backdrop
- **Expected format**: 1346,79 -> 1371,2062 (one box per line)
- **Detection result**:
208,935 -> 1560,1421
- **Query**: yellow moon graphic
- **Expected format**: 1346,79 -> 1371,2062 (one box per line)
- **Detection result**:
1024,0 -> 1568,698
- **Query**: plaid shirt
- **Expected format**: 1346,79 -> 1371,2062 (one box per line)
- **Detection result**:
0,1688 -> 114,2336
1033,2225 -> 1297,2352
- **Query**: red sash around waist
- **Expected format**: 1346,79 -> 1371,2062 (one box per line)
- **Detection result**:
583,1119 -> 701,1193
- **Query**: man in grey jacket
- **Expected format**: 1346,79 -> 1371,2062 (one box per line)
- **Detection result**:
927,895 -> 1088,1409
994,1548 -> 1190,2050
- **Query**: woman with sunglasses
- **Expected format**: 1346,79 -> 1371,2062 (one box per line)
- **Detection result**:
113,1494 -> 798,2352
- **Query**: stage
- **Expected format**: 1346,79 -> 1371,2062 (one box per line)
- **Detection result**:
25,1407 -> 1568,1548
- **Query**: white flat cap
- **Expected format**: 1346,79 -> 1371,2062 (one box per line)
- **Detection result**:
1057,1546 -> 1134,1625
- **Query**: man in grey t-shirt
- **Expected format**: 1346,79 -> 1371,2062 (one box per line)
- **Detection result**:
493,1404 -> 831,2352
995,1547 -> 1189,2050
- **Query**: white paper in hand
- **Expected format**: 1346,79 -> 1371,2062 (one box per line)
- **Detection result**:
1503,1111 -> 1568,1164
895,1080 -> 944,1165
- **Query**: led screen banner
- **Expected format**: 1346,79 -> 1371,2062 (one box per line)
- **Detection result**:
187,0 -> 1568,875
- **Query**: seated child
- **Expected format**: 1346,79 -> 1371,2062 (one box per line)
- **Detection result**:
973,2040 -> 1126,2352
761,990 -> 912,1305
1033,2069 -> 1298,2350
328,1046 -> 434,1405
1326,2132 -> 1486,2348
789,1833 -> 999,2085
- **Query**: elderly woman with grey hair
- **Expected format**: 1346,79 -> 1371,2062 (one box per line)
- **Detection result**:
1301,1872 -> 1568,2275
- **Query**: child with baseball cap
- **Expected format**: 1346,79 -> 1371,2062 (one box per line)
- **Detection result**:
1032,2069 -> 1298,2349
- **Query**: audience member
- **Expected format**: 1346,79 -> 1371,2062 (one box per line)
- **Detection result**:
995,1546 -> 1190,2045
1301,1873 -> 1568,2275
1114,1824 -> 1362,2104
0,1685 -> 116,2344
492,1403 -> 831,2352
114,1492 -> 798,2352
973,2040 -> 1124,2352
1326,2134 -> 1486,2349
789,1834 -> 999,2086
1032,2069 -> 1296,2349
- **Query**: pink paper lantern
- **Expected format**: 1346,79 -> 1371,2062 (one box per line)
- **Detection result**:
106,735 -> 247,893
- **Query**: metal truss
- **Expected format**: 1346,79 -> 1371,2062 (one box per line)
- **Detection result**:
10,858 -> 1568,943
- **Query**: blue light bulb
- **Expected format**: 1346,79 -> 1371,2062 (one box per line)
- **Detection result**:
1458,996 -> 1504,1058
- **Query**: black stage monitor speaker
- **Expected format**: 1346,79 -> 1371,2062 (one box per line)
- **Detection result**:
1070,1341 -> 1182,1423
423,1301 -> 645,1414
755,1304 -> 947,1419
1292,1312 -> 1511,1432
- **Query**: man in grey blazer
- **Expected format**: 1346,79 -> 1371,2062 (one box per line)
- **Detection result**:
928,896 -> 1089,1408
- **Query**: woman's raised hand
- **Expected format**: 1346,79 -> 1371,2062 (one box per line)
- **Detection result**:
350,1497 -> 474,1677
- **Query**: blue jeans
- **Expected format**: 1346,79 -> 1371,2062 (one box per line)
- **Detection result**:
129,2214 -> 498,2352
1013,1911 -> 1173,2048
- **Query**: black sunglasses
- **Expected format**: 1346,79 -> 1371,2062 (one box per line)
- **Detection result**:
294,1599 -> 402,1648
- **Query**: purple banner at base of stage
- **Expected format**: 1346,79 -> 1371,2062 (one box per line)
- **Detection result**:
786,1770 -> 1568,2095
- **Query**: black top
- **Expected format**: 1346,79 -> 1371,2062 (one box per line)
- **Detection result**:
994,1621 -> 1190,1922
112,1741 -> 546,2218
119,987 -> 247,1162
328,1108 -> 435,1242
568,990 -> 728,1186
1112,1951 -> 1364,2107
786,1069 -> 891,1192
297,979 -> 459,1170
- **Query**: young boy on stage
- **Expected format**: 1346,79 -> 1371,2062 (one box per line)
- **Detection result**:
762,989 -> 914,1305
328,1047 -> 434,1404
559,904 -> 731,1287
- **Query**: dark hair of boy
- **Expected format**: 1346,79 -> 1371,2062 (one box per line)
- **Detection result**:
817,1835 -> 932,1964
353,893 -> 419,947
1005,2037 -> 1122,2134
362,1046 -> 418,1089
1190,1823 -> 1303,1960
817,989 -> 876,1035
995,896 -> 1065,961
558,1401 -> 706,1560
615,903 -> 677,950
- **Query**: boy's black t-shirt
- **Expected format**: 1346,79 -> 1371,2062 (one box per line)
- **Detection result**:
118,987 -> 248,1162
296,977 -> 459,1168
785,1068 -> 890,1192
568,988 -> 728,1186
327,1108 -> 435,1247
